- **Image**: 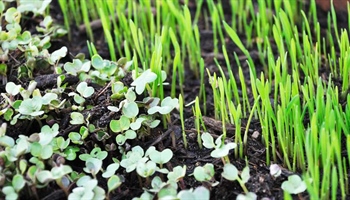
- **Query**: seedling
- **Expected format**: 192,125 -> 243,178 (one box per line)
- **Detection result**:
147,147 -> 173,168
64,59 -> 91,76
136,160 -> 157,180
222,163 -> 250,193
107,175 -> 123,197
102,161 -> 120,178
120,146 -> 147,173
79,147 -> 108,162
131,69 -> 157,95
36,165 -> 72,185
167,165 -> 187,189
70,112 -> 85,125
68,175 -> 106,200
281,175 -> 306,194
177,186 -> 210,200
201,132 -> 236,163
192,163 -> 218,187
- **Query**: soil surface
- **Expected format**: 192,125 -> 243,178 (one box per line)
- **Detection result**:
2,0 -> 349,199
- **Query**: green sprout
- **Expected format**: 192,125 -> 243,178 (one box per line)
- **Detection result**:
177,186 -> 210,200
201,132 -> 236,163
222,163 -> 250,193
281,175 -> 307,194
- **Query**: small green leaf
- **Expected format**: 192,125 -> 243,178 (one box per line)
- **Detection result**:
70,112 -> 85,125
5,82 -> 21,96
73,94 -> 85,104
12,174 -> 25,192
112,82 -> 125,94
102,163 -> 120,178
50,46 -> 67,63
122,101 -> 139,118
91,54 -> 105,70
64,146 -> 80,160
107,175 -> 122,192
201,132 -> 215,149
110,116 -> 130,133
147,97 -> 178,115
125,88 -> 136,102
18,96 -> 44,116
193,163 -> 215,182
76,82 -> 94,98
5,8 -> 20,24
39,124 -> 59,146
136,161 -> 156,178
64,59 -> 90,75
241,166 -> 250,183
222,163 -> 238,181
177,186 -> 210,200
30,142 -> 42,157
149,148 -> 173,165
131,69 -> 157,94
167,165 -> 186,182
41,145 -> 53,159
2,186 -> 18,200
51,165 -> 72,179
130,117 -> 146,130
119,116 -> 130,130
0,135 -> 15,147
84,157 -> 102,175
211,142 -> 236,158
37,170 -> 53,183
42,93 -> 58,105
281,175 -> 307,194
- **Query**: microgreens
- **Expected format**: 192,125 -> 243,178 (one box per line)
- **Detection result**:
222,163 -> 250,193
201,132 -> 236,163
281,175 -> 307,194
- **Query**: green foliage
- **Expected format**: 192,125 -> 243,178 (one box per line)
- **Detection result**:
131,69 -> 157,95
147,147 -> 173,166
222,163 -> 250,193
68,176 -> 106,200
64,59 -> 91,76
177,186 -> 210,200
281,175 -> 307,194
201,132 -> 236,158
193,163 -> 215,182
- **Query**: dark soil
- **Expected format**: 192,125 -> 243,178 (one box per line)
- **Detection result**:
2,0 -> 349,199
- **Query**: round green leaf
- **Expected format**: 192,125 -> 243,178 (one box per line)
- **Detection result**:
122,102 -> 139,118
149,148 -> 173,165
281,175 -> 307,194
102,163 -> 120,178
5,82 -> 21,96
76,82 -> 94,98
107,175 -> 122,192
222,163 -> 238,181
12,174 -> 25,192
70,112 -> 85,125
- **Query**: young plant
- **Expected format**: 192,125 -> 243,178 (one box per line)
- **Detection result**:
177,186 -> 210,200
201,132 -> 236,164
68,175 -> 106,200
192,163 -> 218,187
281,174 -> 306,194
222,163 -> 250,193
